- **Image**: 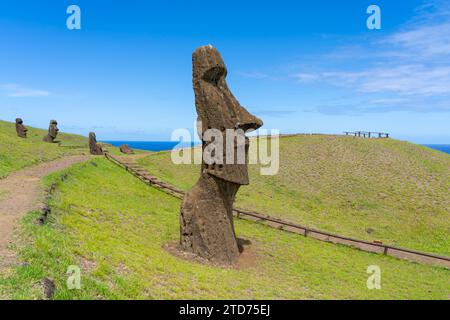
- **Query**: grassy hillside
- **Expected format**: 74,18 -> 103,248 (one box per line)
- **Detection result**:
0,158 -> 448,299
137,135 -> 450,256
0,120 -> 132,178
0,120 -> 88,178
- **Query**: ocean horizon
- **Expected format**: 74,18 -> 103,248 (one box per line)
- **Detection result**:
423,144 -> 450,154
103,140 -> 450,155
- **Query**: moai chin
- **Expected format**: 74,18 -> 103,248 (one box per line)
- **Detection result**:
180,45 -> 263,265
43,120 -> 59,143
89,132 -> 104,155
15,118 -> 28,138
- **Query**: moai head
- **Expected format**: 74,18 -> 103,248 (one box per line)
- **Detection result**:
89,132 -> 104,155
192,45 -> 263,185
89,132 -> 97,152
15,118 -> 28,138
48,120 -> 59,139
43,120 -> 59,142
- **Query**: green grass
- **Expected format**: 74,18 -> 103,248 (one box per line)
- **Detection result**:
1,158 -> 448,299
0,120 -> 140,178
0,120 -> 89,178
137,135 -> 450,256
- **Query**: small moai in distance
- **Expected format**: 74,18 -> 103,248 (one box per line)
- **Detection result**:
119,144 -> 134,154
89,132 -> 104,155
15,118 -> 28,138
179,45 -> 263,265
43,120 -> 59,143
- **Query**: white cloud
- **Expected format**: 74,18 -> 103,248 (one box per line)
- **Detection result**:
367,98 -> 411,105
237,71 -> 286,82
253,109 -> 297,118
295,73 -> 320,83
232,1 -> 450,115
291,1 -> 450,114
300,65 -> 450,96
381,23 -> 450,59
237,71 -> 271,79
1,84 -> 50,97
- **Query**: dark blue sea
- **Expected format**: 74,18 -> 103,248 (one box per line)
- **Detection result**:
423,144 -> 450,154
103,141 -> 198,152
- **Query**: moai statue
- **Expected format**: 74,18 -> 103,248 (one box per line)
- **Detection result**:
43,120 -> 59,143
89,132 -> 104,155
119,144 -> 134,154
15,118 -> 28,138
179,45 -> 263,265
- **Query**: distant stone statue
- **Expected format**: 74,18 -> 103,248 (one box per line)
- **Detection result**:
120,144 -> 134,154
43,120 -> 59,143
179,45 -> 263,265
89,132 -> 104,155
15,118 -> 28,138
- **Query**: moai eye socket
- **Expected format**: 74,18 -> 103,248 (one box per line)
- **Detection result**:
202,66 -> 226,86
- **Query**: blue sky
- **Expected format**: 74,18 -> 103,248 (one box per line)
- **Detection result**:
0,0 -> 449,143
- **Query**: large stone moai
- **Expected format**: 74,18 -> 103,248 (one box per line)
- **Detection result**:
15,118 -> 28,138
179,45 -> 263,265
89,132 -> 104,155
43,120 -> 59,143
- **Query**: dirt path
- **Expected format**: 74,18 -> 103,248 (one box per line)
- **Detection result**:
0,155 -> 90,270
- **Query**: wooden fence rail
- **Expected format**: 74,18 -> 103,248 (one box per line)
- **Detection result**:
344,131 -> 390,138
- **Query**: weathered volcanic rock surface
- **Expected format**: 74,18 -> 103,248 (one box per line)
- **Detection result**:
180,45 -> 263,265
15,118 -> 28,138
120,144 -> 134,154
43,120 -> 59,143
89,132 -> 104,155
